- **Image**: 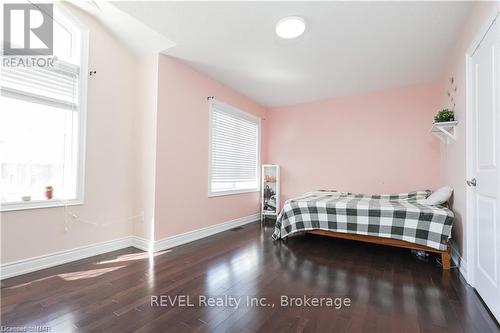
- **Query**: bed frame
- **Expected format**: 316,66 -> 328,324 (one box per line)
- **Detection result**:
286,230 -> 451,270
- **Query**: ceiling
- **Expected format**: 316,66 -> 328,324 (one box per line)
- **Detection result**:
66,1 -> 175,56
112,1 -> 473,107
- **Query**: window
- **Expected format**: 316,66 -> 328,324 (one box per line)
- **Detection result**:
0,6 -> 88,211
208,100 -> 261,197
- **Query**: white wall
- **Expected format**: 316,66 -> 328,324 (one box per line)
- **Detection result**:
440,1 -> 499,263
0,5 -> 139,263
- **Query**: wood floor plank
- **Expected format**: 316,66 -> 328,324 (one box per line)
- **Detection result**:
1,222 -> 499,333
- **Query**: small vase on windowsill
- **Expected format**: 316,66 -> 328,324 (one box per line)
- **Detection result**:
45,186 -> 53,200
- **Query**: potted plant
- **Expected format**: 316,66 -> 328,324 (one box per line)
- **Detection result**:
434,109 -> 455,123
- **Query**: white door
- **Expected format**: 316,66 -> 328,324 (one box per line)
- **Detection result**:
470,17 -> 500,322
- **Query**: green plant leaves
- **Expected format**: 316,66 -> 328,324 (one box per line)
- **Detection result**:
434,109 -> 455,123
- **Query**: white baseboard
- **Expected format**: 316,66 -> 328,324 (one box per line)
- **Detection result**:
1,236 -> 133,280
1,213 -> 260,280
153,213 -> 260,252
451,242 -> 468,282
130,236 -> 153,252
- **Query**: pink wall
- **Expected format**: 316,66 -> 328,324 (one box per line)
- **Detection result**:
155,55 -> 268,240
1,5 -> 138,263
133,54 -> 159,241
267,82 -> 443,203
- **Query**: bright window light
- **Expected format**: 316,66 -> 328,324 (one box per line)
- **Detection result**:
208,100 -> 261,197
276,16 -> 306,39
0,6 -> 87,210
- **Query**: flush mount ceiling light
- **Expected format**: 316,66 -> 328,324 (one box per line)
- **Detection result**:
276,16 -> 306,39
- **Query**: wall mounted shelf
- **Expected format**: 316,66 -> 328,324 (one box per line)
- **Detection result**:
431,121 -> 458,144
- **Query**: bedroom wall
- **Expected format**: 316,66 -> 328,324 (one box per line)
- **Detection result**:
155,55 -> 268,240
133,53 -> 159,242
440,1 -> 499,260
266,82 -> 443,203
0,5 -> 139,263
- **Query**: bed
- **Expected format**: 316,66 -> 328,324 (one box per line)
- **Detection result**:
272,190 -> 454,269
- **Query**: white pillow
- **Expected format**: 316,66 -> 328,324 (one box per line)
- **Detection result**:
425,186 -> 453,205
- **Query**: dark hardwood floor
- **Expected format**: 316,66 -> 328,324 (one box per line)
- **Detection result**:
1,221 -> 499,333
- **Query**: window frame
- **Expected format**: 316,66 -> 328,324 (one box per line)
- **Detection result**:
208,99 -> 261,198
0,5 -> 89,212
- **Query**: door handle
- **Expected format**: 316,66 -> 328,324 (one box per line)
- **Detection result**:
466,178 -> 477,187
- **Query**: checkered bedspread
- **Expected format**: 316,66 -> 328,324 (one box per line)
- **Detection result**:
272,191 -> 454,251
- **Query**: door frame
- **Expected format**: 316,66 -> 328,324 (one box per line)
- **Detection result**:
465,5 -> 500,287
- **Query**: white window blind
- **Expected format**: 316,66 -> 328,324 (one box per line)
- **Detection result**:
209,100 -> 260,196
0,6 -> 87,211
1,60 -> 79,110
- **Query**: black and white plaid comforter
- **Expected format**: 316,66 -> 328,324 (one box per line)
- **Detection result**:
272,191 -> 454,251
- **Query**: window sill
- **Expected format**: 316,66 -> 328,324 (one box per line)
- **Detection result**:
0,199 -> 84,212
208,189 -> 259,198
